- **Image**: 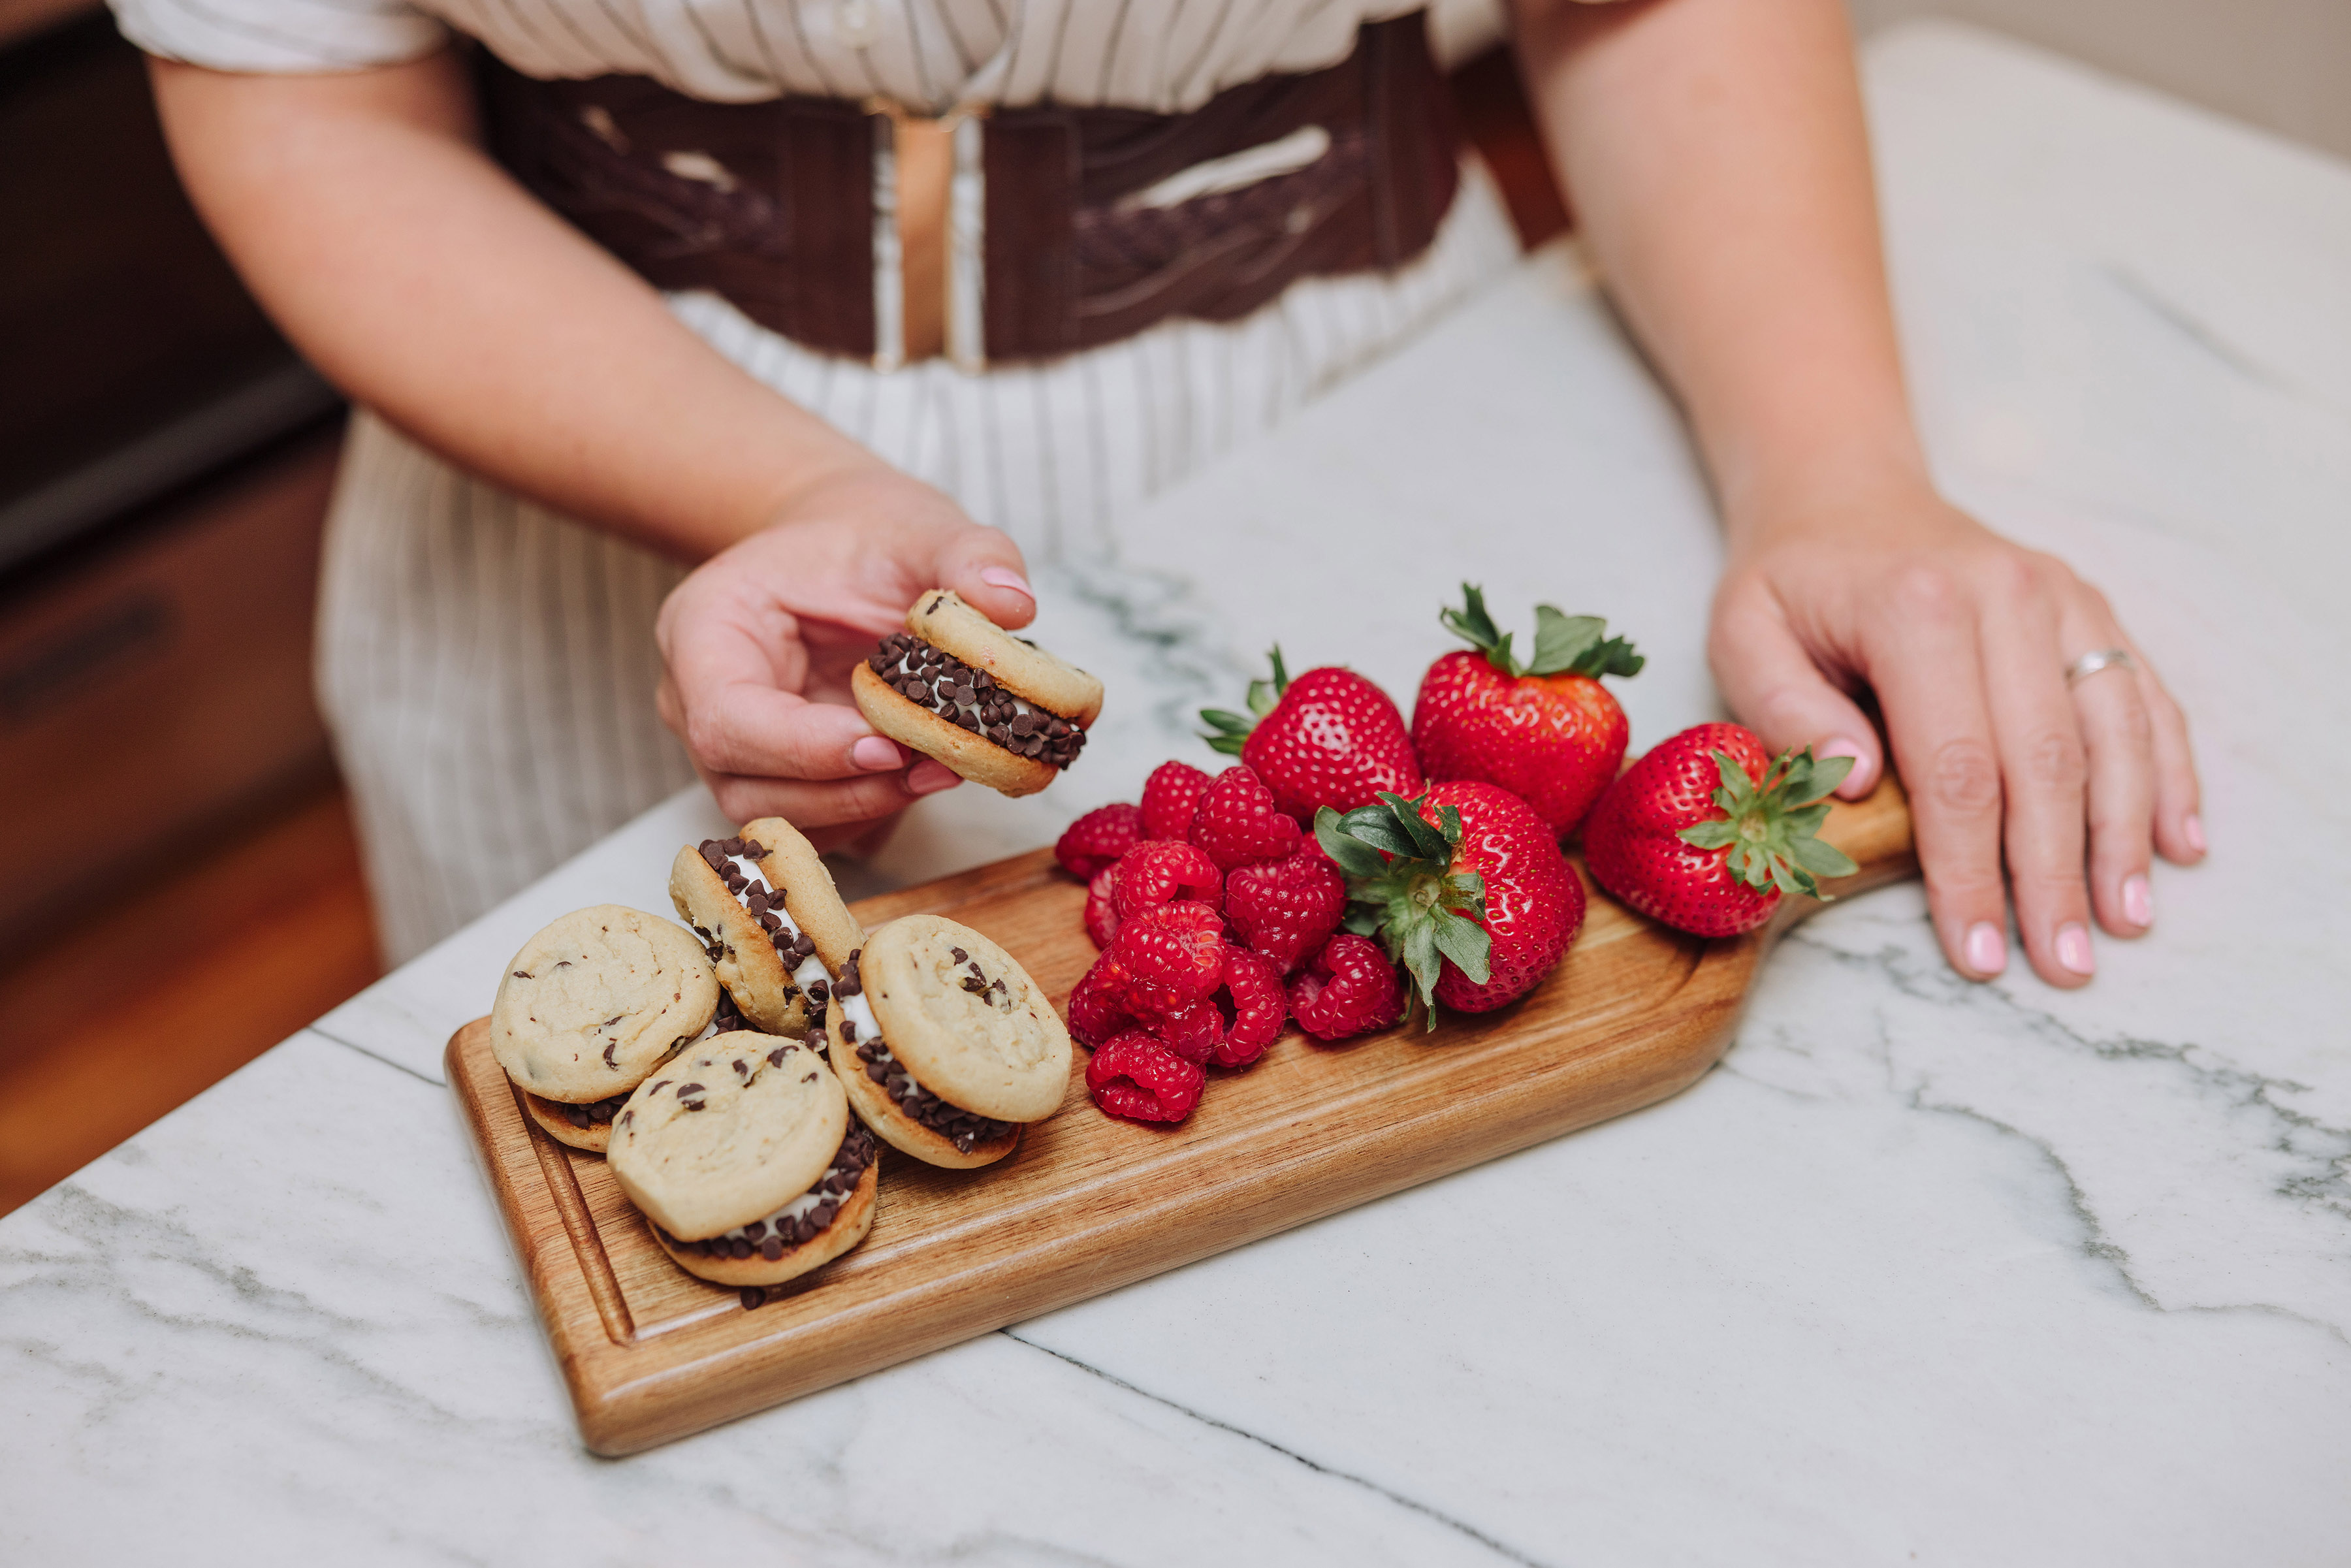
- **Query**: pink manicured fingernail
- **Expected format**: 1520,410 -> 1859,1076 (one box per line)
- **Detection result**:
980,567 -> 1034,600
1819,736 -> 1872,797
908,760 -> 963,794
852,736 -> 901,771
2056,923 -> 2095,976
1964,921 -> 2006,977
2183,814 -> 2207,855
2122,874 -> 2153,928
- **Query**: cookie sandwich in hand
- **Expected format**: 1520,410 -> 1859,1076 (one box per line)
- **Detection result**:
670,816 -> 865,1037
609,1032 -> 879,1287
850,588 -> 1104,797
831,914 -> 1072,1168
492,906 -> 721,1154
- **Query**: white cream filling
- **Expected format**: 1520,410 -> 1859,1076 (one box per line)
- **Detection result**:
834,988 -> 883,1050
712,1178 -> 836,1245
722,851 -> 836,997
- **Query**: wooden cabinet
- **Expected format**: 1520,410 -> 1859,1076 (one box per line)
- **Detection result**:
0,426 -> 345,947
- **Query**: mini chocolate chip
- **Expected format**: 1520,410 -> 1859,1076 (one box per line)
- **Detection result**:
950,947 -> 967,963
700,842 -> 728,871
840,1019 -> 857,1043
803,1070 -> 818,1083
731,1238 -> 753,1260
511,970 -> 532,980
767,1046 -> 789,1067
742,840 -> 765,857
807,980 -> 829,1005
961,976 -> 987,993
620,1110 -> 633,1127
761,1238 -> 784,1261
678,1082 -> 704,1096
866,1062 -> 886,1083
743,1219 -> 766,1241
741,1286 -> 766,1309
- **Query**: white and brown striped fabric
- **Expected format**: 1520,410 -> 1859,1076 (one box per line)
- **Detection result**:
111,0 -> 1522,962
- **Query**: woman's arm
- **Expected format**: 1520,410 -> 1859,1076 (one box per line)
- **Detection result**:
1512,0 -> 2202,987
152,52 -> 1034,835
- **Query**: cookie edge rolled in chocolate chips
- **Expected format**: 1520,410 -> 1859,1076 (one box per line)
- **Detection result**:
831,942 -> 1031,1170
650,1122 -> 882,1288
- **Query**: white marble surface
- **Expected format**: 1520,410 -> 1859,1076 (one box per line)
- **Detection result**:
8,24 -> 2350,1565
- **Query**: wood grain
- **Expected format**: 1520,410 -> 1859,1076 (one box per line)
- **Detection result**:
448,778 -> 1914,1454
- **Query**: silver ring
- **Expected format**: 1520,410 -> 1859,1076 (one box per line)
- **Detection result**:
2065,648 -> 2136,687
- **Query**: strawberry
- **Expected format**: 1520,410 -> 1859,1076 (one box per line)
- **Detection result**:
1316,780 -> 1581,1019
1223,841 -> 1346,973
1112,840 -> 1224,920
1200,648 -> 1421,824
1101,901 -> 1225,1014
1188,764 -> 1302,870
1582,724 -> 1857,938
1411,584 -> 1643,838
1083,865 -> 1123,950
1056,803 -> 1147,879
1140,760 -> 1213,842
1286,933 -> 1404,1042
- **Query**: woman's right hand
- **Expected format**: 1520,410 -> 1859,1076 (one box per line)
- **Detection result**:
654,462 -> 1036,846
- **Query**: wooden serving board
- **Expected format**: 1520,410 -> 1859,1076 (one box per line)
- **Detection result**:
449,780 -> 1915,1454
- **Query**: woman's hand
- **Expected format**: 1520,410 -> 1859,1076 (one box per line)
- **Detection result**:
1708,481 -> 2204,987
654,462 -> 1036,845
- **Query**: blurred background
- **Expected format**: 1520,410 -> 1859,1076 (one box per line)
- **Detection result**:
0,0 -> 2343,1214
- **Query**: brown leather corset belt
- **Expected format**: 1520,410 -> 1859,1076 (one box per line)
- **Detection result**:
481,14 -> 1460,369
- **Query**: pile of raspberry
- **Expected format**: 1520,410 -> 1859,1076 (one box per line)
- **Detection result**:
1053,760 -> 1405,1125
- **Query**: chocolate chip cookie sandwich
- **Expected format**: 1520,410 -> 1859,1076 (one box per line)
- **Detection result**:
491,905 -> 721,1155
831,914 -> 1073,1168
609,1032 -> 879,1287
670,816 -> 865,1038
850,588 -> 1104,797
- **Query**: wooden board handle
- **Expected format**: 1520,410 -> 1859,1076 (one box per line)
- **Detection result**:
1774,771 -> 1917,929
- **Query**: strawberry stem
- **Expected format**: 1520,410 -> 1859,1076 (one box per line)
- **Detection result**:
1314,791 -> 1491,1031
1198,646 -> 1292,756
1440,584 -> 1644,680
1675,745 -> 1861,899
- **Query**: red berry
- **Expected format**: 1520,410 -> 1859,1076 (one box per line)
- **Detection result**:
1112,840 -> 1224,920
1418,780 -> 1582,1013
1223,840 -> 1347,972
1056,802 -> 1147,879
1239,667 -> 1421,822
1087,1031 -> 1206,1123
1140,760 -> 1213,842
1410,589 -> 1641,837
1067,955 -> 1136,1047
1188,764 -> 1302,871
1103,901 -> 1226,1014
1144,999 -> 1224,1063
1582,724 -> 1855,938
1287,933 -> 1403,1041
1209,944 -> 1287,1068
1084,865 -> 1122,950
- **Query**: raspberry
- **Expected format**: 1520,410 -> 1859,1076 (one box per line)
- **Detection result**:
1287,933 -> 1404,1042
1056,802 -> 1146,880
1140,760 -> 1213,842
1189,764 -> 1303,870
1084,865 -> 1122,950
1144,999 -> 1224,1063
1208,944 -> 1287,1068
1087,1031 -> 1206,1123
1103,901 -> 1225,1014
1067,955 -> 1136,1047
1112,840 -> 1223,920
1224,840 -> 1346,972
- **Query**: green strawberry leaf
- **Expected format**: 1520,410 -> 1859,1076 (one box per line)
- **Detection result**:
1197,648 -> 1294,751
1791,835 -> 1859,878
1431,912 -> 1492,985
1335,803 -> 1419,859
1527,608 -> 1603,675
1674,744 -> 1861,906
1313,807 -> 1392,878
1377,792 -> 1454,861
1266,645 -> 1290,697
1341,904 -> 1384,937
1439,584 -> 1521,675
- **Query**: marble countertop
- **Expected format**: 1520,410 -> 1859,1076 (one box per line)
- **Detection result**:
8,24 -> 2349,1565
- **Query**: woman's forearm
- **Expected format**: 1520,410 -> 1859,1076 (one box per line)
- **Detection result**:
149,51 -> 878,561
1512,0 -> 1926,541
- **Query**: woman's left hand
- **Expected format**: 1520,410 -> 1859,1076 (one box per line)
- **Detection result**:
1706,481 -> 2205,987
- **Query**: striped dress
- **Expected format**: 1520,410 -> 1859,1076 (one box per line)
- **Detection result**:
111,0 -> 1523,962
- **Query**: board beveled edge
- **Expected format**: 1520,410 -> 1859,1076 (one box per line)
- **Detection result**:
446,777 -> 1915,1455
